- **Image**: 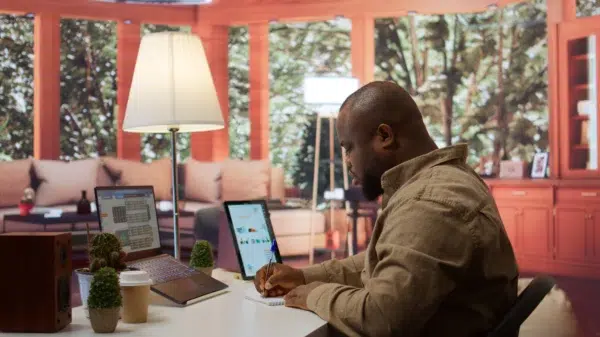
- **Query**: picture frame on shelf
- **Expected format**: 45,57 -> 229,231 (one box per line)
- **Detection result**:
531,152 -> 549,178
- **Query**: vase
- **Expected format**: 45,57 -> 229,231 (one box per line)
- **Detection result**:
89,307 -> 120,333
75,269 -> 94,318
195,266 -> 213,276
77,190 -> 91,214
18,202 -> 33,216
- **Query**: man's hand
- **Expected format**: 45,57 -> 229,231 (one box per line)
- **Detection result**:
284,281 -> 326,311
254,263 -> 305,297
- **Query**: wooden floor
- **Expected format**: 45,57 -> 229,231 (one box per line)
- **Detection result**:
70,253 -> 600,337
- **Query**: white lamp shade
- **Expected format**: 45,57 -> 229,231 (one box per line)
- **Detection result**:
123,32 -> 224,133
303,76 -> 360,105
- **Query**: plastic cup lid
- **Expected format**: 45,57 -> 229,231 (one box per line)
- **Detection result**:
119,271 -> 153,287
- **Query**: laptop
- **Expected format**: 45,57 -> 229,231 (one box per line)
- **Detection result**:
94,185 -> 228,305
222,200 -> 283,280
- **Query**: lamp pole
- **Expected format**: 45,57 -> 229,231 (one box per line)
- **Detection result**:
169,127 -> 181,260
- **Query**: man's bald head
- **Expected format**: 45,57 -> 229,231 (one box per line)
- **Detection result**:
338,81 -> 427,146
336,81 -> 437,200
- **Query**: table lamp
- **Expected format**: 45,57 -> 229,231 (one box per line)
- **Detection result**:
303,76 -> 359,263
123,32 -> 224,260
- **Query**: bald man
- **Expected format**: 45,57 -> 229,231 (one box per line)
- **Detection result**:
254,81 -> 518,337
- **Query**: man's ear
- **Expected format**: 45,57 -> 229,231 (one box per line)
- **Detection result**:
376,124 -> 395,149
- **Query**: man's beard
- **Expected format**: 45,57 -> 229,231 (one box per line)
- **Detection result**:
361,170 -> 383,201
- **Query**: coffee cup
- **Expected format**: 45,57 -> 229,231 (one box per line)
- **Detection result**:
119,271 -> 153,323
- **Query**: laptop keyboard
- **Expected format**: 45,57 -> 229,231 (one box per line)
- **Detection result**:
128,255 -> 196,285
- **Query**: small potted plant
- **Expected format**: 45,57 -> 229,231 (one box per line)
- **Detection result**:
87,267 -> 122,333
189,240 -> 214,276
18,187 -> 35,216
75,232 -> 127,317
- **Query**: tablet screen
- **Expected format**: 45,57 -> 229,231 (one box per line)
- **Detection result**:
225,202 -> 278,277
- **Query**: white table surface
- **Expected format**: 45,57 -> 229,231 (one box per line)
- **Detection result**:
6,269 -> 328,337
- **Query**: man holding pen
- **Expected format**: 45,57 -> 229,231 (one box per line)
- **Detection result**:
254,81 -> 518,337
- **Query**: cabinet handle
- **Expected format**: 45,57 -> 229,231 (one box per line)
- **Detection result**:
581,192 -> 598,197
511,191 -> 527,196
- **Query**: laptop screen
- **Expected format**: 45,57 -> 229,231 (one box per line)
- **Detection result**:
95,187 -> 161,253
224,202 -> 280,278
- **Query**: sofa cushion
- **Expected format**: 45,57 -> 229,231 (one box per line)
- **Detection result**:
270,209 -> 325,236
0,159 -> 32,208
221,159 -> 270,201
32,159 -> 110,207
517,278 -> 578,337
183,159 -> 221,203
102,157 -> 172,201
181,200 -> 220,213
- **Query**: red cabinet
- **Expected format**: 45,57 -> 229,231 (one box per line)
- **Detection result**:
558,20 -> 600,179
489,182 -> 600,279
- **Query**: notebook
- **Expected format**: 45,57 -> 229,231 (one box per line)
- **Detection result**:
244,286 -> 285,306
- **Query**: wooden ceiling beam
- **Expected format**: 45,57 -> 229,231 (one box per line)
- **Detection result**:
0,0 -> 196,25
198,0 -> 526,25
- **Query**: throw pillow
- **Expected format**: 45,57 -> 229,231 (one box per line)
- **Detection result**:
33,158 -> 108,207
0,159 -> 32,208
221,159 -> 270,201
183,159 -> 221,203
102,157 -> 172,201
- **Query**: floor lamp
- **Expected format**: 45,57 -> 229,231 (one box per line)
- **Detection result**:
303,76 -> 359,265
122,32 -> 224,260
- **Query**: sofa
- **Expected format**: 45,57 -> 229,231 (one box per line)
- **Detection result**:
0,157 -> 325,257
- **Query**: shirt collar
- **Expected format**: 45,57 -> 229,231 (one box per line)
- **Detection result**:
380,144 -> 468,207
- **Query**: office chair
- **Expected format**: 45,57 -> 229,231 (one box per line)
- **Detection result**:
488,275 -> 556,337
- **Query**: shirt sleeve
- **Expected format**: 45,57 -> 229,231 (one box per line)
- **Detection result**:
302,252 -> 365,288
305,198 -> 476,337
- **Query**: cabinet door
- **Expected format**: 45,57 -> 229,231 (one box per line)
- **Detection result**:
589,209 -> 600,263
497,206 -> 519,253
555,207 -> 587,262
520,207 -> 552,259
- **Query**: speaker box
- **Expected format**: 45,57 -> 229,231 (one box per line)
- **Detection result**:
0,232 -> 72,333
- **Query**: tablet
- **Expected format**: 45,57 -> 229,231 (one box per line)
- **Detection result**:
223,200 -> 283,280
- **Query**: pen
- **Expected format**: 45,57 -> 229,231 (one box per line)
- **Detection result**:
263,240 -> 277,296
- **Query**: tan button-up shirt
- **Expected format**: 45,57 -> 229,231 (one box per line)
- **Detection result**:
302,144 -> 519,337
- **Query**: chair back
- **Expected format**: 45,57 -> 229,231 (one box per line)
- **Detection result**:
488,275 -> 556,337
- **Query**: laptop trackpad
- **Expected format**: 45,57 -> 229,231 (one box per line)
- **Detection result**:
151,273 -> 228,305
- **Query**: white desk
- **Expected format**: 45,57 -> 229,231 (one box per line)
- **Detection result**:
6,269 -> 328,337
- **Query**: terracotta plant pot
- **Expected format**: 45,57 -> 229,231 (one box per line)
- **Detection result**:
89,307 -> 120,333
195,266 -> 213,276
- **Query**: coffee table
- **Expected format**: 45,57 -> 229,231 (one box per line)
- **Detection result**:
3,211 -> 196,266
3,210 -> 194,232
